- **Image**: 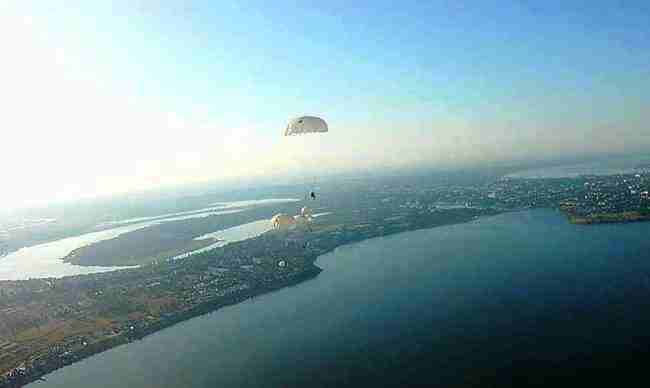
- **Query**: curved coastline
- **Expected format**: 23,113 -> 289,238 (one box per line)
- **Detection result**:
1,208 -> 495,388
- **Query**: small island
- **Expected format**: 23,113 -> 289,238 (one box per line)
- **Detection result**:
62,203 -> 301,267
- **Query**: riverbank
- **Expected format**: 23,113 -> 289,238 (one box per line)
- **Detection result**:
566,211 -> 650,224
60,204 -> 299,267
62,237 -> 219,267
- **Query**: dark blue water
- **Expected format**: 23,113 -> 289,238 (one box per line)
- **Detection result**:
30,210 -> 650,387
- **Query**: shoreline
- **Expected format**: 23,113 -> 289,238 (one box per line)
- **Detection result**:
6,267 -> 322,388
565,211 -> 650,225
2,209 -> 494,388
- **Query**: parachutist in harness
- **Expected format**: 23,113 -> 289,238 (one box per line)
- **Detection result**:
284,115 -> 327,203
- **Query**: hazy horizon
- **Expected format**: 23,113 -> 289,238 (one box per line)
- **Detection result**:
2,2 -> 649,209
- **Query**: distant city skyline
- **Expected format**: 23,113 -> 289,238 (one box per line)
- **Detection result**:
2,1 -> 649,209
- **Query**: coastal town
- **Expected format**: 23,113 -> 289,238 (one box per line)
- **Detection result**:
1,168 -> 649,386
0,203 -> 488,387
369,168 -> 650,221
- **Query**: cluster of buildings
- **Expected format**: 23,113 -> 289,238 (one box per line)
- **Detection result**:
378,172 -> 650,217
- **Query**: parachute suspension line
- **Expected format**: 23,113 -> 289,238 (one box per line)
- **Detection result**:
284,115 -> 328,203
310,174 -> 317,201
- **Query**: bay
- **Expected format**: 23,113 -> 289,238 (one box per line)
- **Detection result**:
28,209 -> 650,387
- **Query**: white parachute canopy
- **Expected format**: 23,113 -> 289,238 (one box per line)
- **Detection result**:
300,206 -> 313,219
293,214 -> 310,228
284,116 -> 328,136
271,213 -> 296,231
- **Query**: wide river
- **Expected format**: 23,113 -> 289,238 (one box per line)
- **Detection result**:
0,199 -> 297,280
29,209 -> 650,387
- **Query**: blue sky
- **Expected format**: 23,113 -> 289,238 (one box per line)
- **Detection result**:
63,1 -> 649,120
1,1 -> 649,207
